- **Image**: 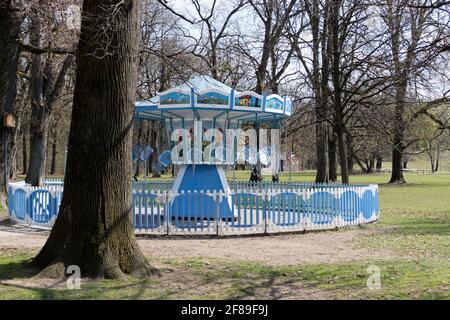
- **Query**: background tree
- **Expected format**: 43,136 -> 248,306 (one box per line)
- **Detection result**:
23,1 -> 77,186
380,0 -> 449,183
0,0 -> 24,203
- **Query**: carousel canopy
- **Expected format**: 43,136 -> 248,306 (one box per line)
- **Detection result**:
135,75 -> 293,124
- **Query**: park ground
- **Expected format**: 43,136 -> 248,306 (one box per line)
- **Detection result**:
0,169 -> 449,299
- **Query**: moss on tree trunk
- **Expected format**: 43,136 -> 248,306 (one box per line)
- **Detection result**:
32,0 -> 157,279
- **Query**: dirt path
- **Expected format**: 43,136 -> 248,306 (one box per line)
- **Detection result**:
0,217 -> 398,299
137,229 -> 396,265
0,218 -> 396,266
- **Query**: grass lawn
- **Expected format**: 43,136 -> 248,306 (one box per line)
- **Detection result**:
1,171 -> 449,299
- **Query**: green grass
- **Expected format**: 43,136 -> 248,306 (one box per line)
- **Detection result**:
0,251 -> 172,300
1,172 -> 449,299
1,253 -> 448,300
169,257 -> 450,299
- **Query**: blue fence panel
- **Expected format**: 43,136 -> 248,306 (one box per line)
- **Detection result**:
170,191 -> 214,230
230,192 -> 262,228
29,190 -> 52,223
132,190 -> 166,230
12,188 -> 27,220
7,181 -> 380,234
267,192 -> 302,226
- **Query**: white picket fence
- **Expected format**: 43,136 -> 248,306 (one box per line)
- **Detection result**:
7,179 -> 380,235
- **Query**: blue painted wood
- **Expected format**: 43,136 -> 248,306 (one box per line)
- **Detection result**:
8,179 -> 380,233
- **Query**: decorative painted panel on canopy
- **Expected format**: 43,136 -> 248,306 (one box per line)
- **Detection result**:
159,91 -> 191,106
134,75 -> 293,123
265,95 -> 284,113
196,90 -> 230,108
234,92 -> 262,110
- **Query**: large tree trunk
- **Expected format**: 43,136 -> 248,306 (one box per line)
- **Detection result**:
376,155 -> 382,171
389,85 -> 406,183
26,52 -> 73,185
314,0 -> 331,183
336,128 -> 349,183
328,135 -> 337,182
402,160 -> 408,169
390,146 -> 405,183
390,126 -> 405,183
50,137 -> 57,175
9,143 -> 17,179
32,0 -> 156,279
385,0 -> 425,184
430,156 -> 435,173
21,132 -> 27,174
25,12 -> 46,186
26,107 -> 50,185
435,150 -> 440,172
368,156 -> 375,173
330,0 -> 349,184
315,122 -> 329,183
346,134 -> 354,174
0,1 -> 23,203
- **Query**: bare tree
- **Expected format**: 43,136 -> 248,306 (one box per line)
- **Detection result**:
32,0 -> 157,279
0,0 -> 24,203
381,0 -> 449,183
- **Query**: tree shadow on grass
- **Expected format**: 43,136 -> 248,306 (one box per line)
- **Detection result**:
179,260 -> 303,300
0,256 -> 172,300
0,258 -> 39,281
0,258 -> 60,299
223,273 -> 305,300
392,218 -> 450,236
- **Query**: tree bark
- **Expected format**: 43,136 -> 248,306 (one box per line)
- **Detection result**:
26,107 -> 50,185
9,142 -> 17,179
368,156 -> 375,174
435,150 -> 440,172
25,11 -> 46,186
346,136 -> 354,174
389,83 -> 406,183
0,1 -> 23,203
328,134 -> 337,181
22,132 -> 27,174
386,1 -> 425,183
26,51 -> 73,186
32,0 -> 156,279
315,122 -> 329,183
389,141 -> 405,183
330,0 -> 348,184
336,128 -> 349,183
314,0 -> 331,183
376,155 -> 382,170
50,138 -> 57,175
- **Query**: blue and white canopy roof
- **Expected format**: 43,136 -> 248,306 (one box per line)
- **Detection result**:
135,75 -> 293,124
